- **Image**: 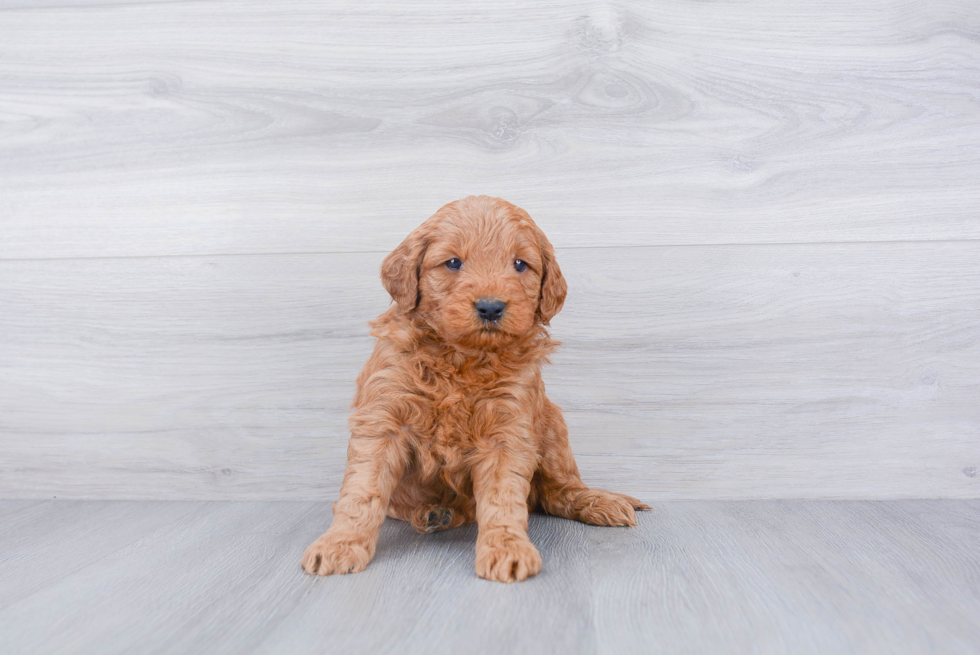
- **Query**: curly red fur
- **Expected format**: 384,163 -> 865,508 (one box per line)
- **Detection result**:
302,196 -> 649,582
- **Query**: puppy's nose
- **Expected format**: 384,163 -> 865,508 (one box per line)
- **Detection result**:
474,298 -> 506,323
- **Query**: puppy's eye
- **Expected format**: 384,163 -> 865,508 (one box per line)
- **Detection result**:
445,258 -> 462,270
514,259 -> 528,272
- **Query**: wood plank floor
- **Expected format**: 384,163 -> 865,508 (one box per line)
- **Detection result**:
1,500 -> 978,654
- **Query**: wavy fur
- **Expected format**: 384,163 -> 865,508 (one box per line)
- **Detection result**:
302,196 -> 649,582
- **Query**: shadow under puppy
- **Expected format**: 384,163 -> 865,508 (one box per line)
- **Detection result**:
303,195 -> 649,583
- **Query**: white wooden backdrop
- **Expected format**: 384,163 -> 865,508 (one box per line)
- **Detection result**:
1,0 -> 978,500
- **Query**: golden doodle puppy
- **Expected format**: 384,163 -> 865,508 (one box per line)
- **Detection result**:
302,195 -> 649,582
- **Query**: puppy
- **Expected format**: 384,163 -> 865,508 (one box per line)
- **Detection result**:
302,195 -> 649,582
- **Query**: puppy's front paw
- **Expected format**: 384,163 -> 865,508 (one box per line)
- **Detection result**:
475,531 -> 541,583
301,532 -> 374,576
577,489 -> 650,527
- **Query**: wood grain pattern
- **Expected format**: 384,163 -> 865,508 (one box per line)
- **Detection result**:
1,1 -> 979,259
0,500 -> 978,654
2,242 -> 978,500
1,0 -> 978,501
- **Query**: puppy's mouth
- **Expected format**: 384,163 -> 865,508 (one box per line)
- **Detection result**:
464,322 -> 511,342
442,321 -> 524,350
477,320 -> 518,337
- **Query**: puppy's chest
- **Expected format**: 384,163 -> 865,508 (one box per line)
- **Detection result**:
419,382 -> 487,448
410,370 -> 517,455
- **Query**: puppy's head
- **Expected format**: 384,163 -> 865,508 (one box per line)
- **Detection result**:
381,196 -> 566,348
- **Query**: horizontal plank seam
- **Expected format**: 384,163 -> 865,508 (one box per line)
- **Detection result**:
3,237 -> 980,263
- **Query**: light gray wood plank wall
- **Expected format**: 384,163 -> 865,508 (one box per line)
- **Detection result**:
1,0 -> 978,499
2,243 -> 978,499
2,0 -> 980,259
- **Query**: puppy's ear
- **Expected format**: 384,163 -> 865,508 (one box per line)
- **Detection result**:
381,226 -> 429,312
535,227 -> 567,325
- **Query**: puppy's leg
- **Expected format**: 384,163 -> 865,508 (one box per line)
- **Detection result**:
471,434 -> 541,583
535,400 -> 651,527
302,420 -> 409,576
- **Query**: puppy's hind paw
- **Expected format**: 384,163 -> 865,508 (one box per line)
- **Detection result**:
425,507 -> 454,533
576,489 -> 649,527
410,506 -> 455,534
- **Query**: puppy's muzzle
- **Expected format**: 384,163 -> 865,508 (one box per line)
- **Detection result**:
474,298 -> 506,323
